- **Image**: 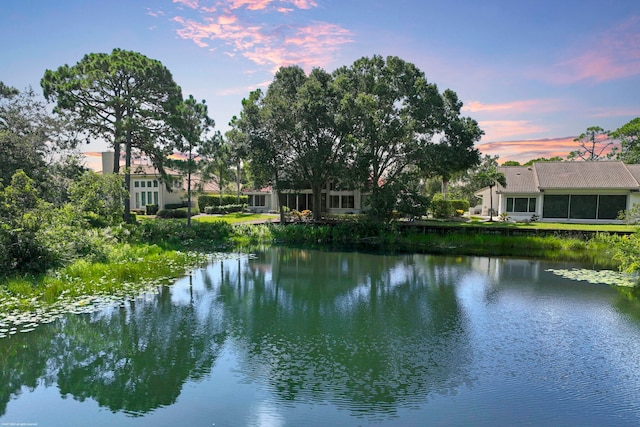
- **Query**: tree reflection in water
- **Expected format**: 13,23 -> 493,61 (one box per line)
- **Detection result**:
216,248 -> 474,416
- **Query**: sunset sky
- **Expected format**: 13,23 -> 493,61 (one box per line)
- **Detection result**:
2,0 -> 640,166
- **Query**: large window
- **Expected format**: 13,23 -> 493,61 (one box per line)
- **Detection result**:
506,197 -> 536,213
543,194 -> 627,220
598,195 -> 627,219
341,195 -> 355,209
249,194 -> 266,206
570,195 -> 597,219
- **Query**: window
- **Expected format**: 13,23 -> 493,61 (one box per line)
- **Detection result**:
330,195 -> 340,208
141,181 -> 146,188
570,195 -> 597,219
543,194 -> 627,220
153,180 -> 158,188
135,193 -> 140,209
250,194 -> 266,206
141,192 -> 147,206
134,181 -> 139,188
341,195 -> 355,209
506,197 -> 536,213
147,180 -> 152,187
543,195 -> 569,218
598,195 -> 626,219
153,191 -> 158,205
147,192 -> 152,206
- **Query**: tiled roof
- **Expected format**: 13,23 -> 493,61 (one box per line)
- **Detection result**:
497,166 -> 538,194
534,161 -> 639,190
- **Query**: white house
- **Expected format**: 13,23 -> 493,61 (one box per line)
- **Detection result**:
244,183 -> 366,215
100,152 -> 219,211
475,161 -> 640,223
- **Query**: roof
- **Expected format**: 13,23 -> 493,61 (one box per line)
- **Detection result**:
497,166 -> 538,193
498,161 -> 640,194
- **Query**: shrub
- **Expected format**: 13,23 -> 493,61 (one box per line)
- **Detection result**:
198,194 -> 248,212
430,194 -> 469,219
145,204 -> 159,215
164,202 -> 188,210
157,209 -> 189,219
203,204 -> 244,214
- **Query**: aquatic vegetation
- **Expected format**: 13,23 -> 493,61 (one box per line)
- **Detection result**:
0,246 -> 238,339
546,268 -> 638,288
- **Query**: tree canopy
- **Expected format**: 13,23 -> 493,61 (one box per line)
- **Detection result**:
567,126 -> 617,161
612,118 -> 640,164
41,48 -> 183,221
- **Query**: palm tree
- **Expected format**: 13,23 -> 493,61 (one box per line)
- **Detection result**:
476,166 -> 506,221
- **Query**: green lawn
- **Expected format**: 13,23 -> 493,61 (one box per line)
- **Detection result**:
193,213 -> 279,224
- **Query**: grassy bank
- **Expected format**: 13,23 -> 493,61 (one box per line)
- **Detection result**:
0,218 -> 633,335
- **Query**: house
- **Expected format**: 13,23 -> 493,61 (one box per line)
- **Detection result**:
244,183 -> 366,214
475,161 -> 640,223
100,151 -> 219,211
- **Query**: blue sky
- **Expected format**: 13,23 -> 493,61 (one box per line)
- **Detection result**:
2,0 -> 640,166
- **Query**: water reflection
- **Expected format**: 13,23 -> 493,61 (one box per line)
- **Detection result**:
0,283 -> 227,417
1,248 -> 640,426
215,248 -> 474,416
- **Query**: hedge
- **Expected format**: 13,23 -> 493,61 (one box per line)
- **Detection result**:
198,194 -> 248,212
430,194 -> 470,218
204,204 -> 244,214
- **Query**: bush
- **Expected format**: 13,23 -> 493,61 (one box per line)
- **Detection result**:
203,204 -> 244,214
198,194 -> 248,212
145,204 -> 159,215
164,202 -> 188,210
157,209 -> 189,219
430,194 -> 470,218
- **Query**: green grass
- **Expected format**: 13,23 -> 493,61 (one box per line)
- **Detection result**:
193,213 -> 279,224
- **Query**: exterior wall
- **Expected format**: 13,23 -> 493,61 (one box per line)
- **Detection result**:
130,175 -> 184,210
477,187 -> 499,216
246,188 -> 365,214
498,194 -> 540,222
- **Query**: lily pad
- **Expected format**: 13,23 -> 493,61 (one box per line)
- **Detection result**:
546,268 -> 639,287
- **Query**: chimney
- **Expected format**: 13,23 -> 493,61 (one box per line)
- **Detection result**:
101,152 -> 115,175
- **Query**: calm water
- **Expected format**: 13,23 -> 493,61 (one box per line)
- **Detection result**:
1,247 -> 640,426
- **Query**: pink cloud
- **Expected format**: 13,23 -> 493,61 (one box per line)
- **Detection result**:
463,99 -> 562,114
479,120 -> 549,142
547,16 -> 640,84
478,137 -> 578,163
170,2 -> 353,71
173,0 -> 200,9
287,0 -> 317,9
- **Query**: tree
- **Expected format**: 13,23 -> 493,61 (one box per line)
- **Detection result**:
287,67 -> 345,220
226,116 -> 250,204
0,83 -> 83,203
41,49 -> 183,222
173,95 -> 215,226
241,66 -> 342,222
417,89 -> 482,199
523,156 -> 563,166
334,55 -> 442,219
612,118 -> 640,164
68,171 -> 127,227
474,160 -> 506,222
567,126 -> 617,161
502,160 -> 521,166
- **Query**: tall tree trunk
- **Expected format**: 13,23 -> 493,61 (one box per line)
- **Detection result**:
123,138 -> 132,223
312,183 -> 323,221
236,161 -> 241,204
187,148 -> 192,227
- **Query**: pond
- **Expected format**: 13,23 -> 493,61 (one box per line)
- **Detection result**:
1,247 -> 640,426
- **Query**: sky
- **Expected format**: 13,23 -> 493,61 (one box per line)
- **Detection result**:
2,0 -> 640,168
